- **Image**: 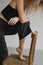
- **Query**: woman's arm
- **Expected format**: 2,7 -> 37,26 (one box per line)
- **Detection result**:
8,0 -> 30,25
16,0 -> 30,23
16,0 -> 24,22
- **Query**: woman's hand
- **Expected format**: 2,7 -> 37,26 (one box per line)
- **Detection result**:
8,17 -> 30,25
21,17 -> 30,24
8,17 -> 19,25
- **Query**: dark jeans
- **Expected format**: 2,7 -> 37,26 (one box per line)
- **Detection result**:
0,29 -> 8,65
0,18 -> 21,65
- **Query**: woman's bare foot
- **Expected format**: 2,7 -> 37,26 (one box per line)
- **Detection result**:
16,47 -> 26,61
20,55 -> 26,61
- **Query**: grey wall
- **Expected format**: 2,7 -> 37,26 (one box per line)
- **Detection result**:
0,0 -> 43,50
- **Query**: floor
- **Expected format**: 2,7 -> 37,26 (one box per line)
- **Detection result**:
8,47 -> 43,65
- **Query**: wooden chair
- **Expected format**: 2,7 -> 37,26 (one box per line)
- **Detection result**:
3,31 -> 38,65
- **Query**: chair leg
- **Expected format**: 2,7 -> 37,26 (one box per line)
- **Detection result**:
28,31 -> 38,65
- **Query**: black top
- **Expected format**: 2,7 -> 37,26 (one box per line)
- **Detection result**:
1,5 -> 18,21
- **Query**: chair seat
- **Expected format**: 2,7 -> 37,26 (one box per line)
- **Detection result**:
3,54 -> 29,65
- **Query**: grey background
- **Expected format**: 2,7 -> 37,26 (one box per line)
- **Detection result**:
0,0 -> 43,65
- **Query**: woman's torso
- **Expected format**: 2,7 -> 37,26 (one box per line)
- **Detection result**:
0,0 -> 18,22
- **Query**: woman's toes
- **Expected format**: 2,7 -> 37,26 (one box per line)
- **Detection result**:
20,56 -> 26,61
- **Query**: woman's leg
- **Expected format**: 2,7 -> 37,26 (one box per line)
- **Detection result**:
16,37 -> 26,60
16,22 -> 32,60
0,30 -> 8,65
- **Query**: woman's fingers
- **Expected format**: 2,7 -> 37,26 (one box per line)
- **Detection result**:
8,17 -> 19,25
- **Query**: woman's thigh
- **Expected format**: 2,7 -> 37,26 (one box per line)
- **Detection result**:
4,21 -> 21,35
0,18 -> 20,35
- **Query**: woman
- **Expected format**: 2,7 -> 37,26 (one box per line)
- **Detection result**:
0,0 -> 40,64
